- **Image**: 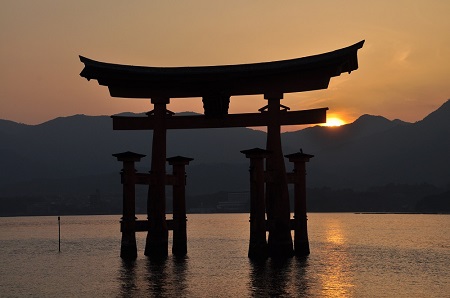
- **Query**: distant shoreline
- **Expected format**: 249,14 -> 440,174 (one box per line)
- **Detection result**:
1,211 -> 449,218
354,212 -> 449,215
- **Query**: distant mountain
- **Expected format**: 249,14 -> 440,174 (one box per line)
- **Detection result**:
282,113 -> 409,154
1,99 -> 449,198
0,113 -> 265,195
283,100 -> 450,189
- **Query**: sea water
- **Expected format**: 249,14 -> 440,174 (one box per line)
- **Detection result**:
0,213 -> 449,297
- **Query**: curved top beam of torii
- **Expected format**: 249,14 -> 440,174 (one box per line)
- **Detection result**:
79,40 -> 364,100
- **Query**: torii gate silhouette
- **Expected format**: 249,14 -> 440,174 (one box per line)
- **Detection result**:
79,40 -> 364,259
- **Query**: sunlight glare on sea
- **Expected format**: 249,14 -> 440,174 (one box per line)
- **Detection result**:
0,213 -> 449,297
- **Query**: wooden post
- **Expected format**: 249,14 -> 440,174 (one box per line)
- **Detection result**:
241,148 -> 270,259
285,150 -> 314,256
145,97 -> 170,258
113,151 -> 145,259
58,216 -> 61,252
264,94 -> 294,258
167,156 -> 193,256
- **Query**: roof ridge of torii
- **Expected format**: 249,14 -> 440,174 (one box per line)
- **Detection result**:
80,40 -> 364,76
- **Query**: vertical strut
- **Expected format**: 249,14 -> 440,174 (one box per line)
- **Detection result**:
241,148 -> 269,259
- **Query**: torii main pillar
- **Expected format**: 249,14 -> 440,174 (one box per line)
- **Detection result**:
144,97 -> 170,258
265,94 -> 294,257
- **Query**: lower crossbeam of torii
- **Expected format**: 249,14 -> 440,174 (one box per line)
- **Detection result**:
79,40 -> 364,259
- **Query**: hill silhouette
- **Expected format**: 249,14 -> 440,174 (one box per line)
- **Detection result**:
0,99 -> 449,201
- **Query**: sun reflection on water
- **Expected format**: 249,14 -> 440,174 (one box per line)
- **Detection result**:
318,219 -> 355,297
326,223 -> 346,246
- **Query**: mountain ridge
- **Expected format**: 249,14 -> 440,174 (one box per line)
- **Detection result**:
1,99 -> 449,196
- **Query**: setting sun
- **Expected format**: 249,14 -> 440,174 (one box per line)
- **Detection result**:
323,117 -> 346,127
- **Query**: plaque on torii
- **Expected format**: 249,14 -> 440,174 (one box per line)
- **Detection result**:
80,40 -> 364,259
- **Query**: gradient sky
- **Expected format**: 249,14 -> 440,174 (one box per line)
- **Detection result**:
1,1 -> 449,129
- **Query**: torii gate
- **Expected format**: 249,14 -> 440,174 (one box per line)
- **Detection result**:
79,40 -> 364,259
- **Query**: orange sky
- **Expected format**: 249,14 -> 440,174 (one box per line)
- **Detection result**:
1,1 -> 449,129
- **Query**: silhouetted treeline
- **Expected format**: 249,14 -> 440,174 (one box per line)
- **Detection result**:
3,183 -> 446,216
306,183 -> 444,213
415,191 -> 450,213
0,194 -> 122,217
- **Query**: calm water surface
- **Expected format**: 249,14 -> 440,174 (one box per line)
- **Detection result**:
0,213 -> 449,297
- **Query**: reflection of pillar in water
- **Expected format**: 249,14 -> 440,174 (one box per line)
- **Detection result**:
264,95 -> 294,257
167,156 -> 193,256
119,259 -> 137,296
285,150 -> 314,256
241,148 -> 270,259
113,151 -> 145,259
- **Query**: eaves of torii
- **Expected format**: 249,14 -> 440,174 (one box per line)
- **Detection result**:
79,40 -> 364,127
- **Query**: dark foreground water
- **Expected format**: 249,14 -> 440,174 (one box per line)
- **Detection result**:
0,213 -> 449,297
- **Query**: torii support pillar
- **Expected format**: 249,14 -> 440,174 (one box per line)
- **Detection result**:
285,150 -> 314,256
167,156 -> 194,257
145,97 -> 170,258
264,94 -> 294,258
113,151 -> 146,260
241,148 -> 270,259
